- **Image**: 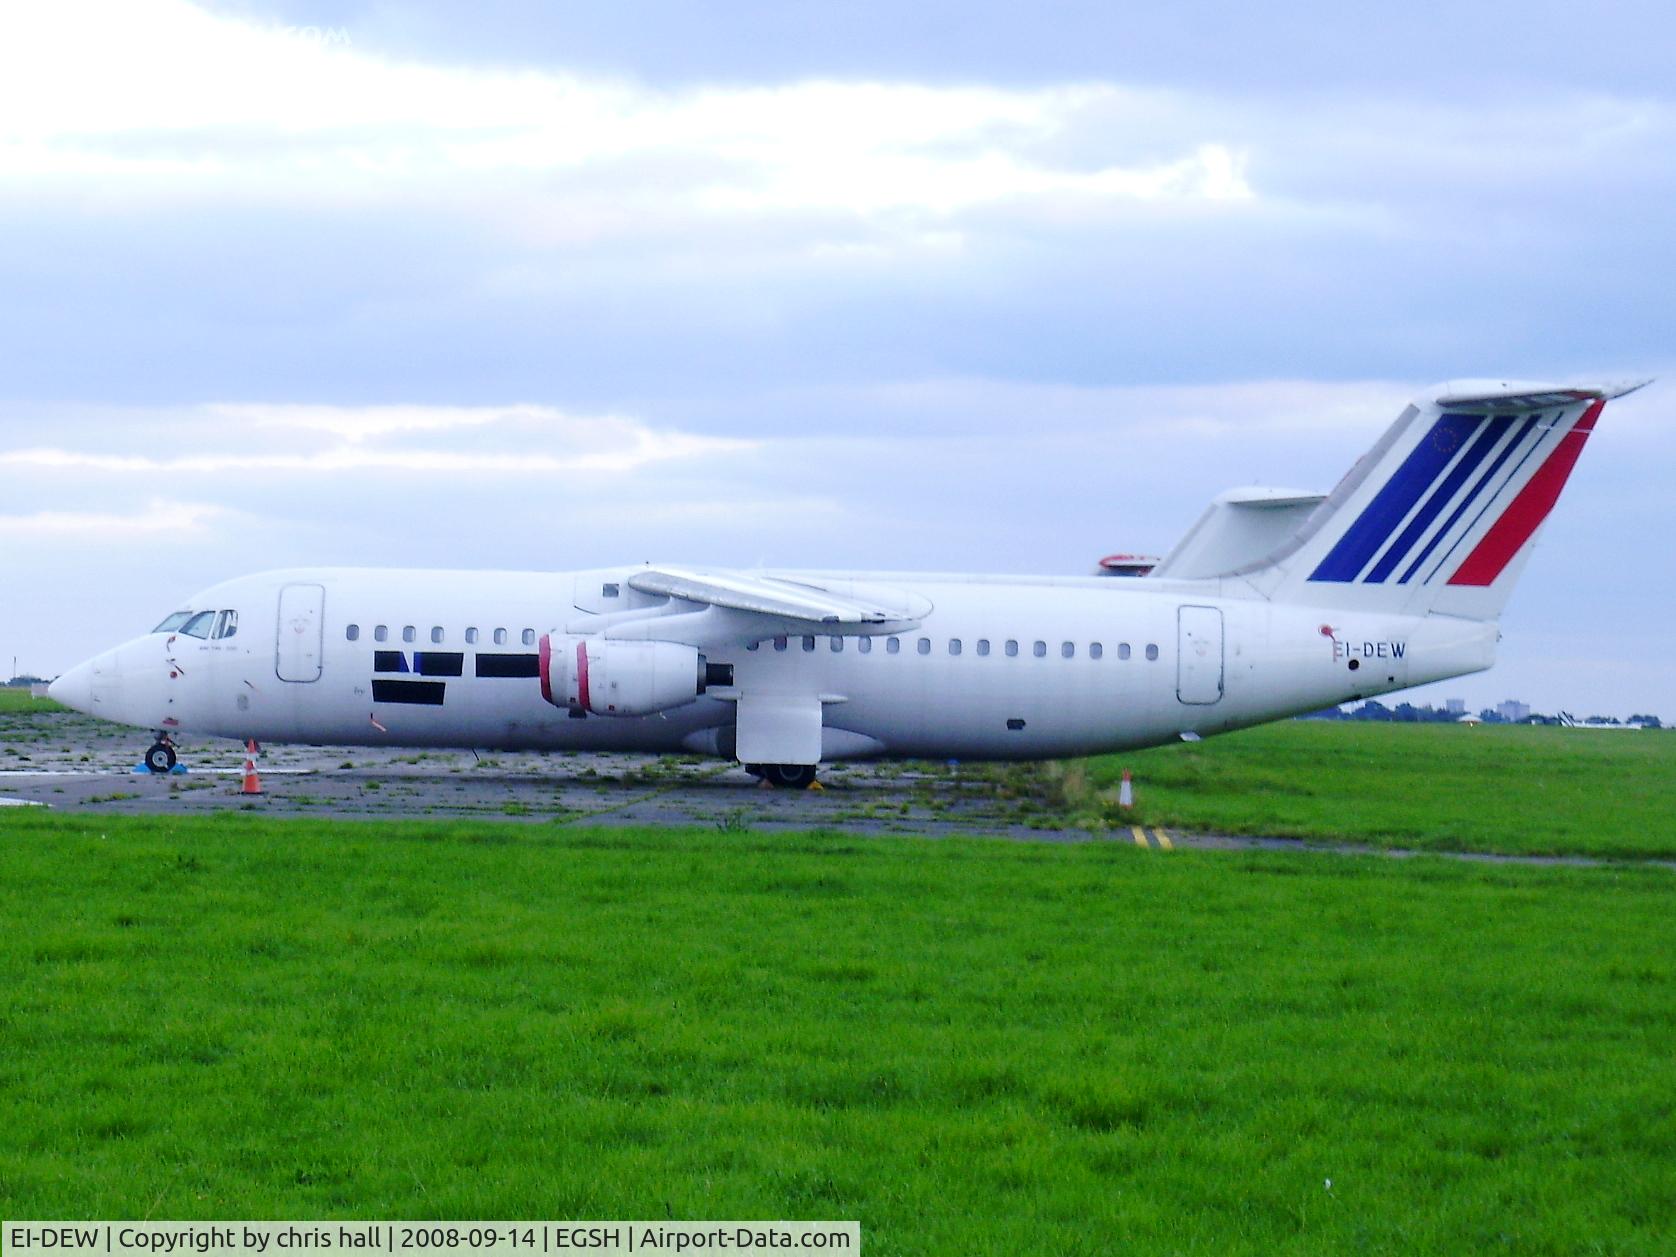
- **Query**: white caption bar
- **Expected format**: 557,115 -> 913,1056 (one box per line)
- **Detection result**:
2,1224 -> 858,1256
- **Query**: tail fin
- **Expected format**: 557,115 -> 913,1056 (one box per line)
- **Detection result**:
1242,379 -> 1648,620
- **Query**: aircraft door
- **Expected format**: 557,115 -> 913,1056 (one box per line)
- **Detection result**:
1176,605 -> 1224,705
276,583 -> 325,682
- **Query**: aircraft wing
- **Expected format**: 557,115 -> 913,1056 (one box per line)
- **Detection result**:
627,566 -> 926,625
578,566 -> 933,646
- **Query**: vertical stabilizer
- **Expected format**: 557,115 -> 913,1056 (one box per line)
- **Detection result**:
1239,380 -> 1647,620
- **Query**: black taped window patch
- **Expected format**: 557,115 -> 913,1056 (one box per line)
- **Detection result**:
413,652 -> 464,677
476,653 -> 541,678
372,679 -> 446,706
373,651 -> 409,673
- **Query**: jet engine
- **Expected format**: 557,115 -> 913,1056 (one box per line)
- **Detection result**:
539,634 -> 729,717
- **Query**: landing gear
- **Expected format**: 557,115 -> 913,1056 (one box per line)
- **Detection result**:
759,763 -> 818,790
144,737 -> 178,774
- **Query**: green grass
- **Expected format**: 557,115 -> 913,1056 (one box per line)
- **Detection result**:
0,686 -> 61,713
2,812 -> 1672,1254
1088,722 -> 1676,860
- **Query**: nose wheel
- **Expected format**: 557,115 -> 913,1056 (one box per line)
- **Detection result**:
144,738 -> 178,774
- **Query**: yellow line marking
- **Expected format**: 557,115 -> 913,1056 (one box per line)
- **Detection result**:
1130,826 -> 1150,848
1154,828 -> 1174,851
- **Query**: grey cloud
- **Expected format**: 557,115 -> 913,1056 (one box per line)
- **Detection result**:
212,0 -> 1676,97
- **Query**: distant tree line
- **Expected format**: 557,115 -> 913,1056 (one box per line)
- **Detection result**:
1302,702 -> 1664,729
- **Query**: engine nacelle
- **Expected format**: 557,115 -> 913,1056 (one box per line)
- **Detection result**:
539,634 -> 716,717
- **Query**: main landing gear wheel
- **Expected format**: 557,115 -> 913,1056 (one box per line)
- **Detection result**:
762,763 -> 818,790
144,742 -> 177,774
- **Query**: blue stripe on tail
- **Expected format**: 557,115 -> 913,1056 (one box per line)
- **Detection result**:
1364,415 -> 1507,583
1308,412 -> 1483,583
1398,416 -> 1538,584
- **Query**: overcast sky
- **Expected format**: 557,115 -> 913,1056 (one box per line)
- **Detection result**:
2,0 -> 1671,719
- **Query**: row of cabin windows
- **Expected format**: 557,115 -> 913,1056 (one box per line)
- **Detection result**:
340,622 -> 1161,661
344,624 -> 537,647
747,636 -> 1160,660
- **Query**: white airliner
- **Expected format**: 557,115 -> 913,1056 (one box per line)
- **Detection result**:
50,379 -> 1645,787
1557,713 -> 1648,731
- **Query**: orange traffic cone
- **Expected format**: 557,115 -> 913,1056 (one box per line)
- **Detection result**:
1118,769 -> 1134,811
240,739 -> 263,796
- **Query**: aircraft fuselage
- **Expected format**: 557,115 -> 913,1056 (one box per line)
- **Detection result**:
53,566 -> 1497,761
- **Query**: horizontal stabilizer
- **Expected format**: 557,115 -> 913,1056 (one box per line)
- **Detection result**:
1435,379 -> 1650,410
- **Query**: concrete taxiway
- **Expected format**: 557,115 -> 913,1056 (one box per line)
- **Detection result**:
1,703 -> 1109,841
4,702 -> 1662,867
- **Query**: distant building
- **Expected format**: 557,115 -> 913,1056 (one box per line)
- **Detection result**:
1444,698 -> 1467,715
1496,699 -> 1531,723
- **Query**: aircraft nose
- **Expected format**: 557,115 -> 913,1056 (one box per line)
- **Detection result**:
48,659 -> 96,714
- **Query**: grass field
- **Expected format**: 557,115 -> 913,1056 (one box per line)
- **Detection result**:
0,686 -> 60,713
2,811 -> 1672,1253
1082,722 -> 1676,861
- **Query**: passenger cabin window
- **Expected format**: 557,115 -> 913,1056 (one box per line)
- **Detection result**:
802,636 -> 816,652
154,611 -> 192,633
374,625 -> 389,643
522,629 -> 536,646
1061,641 -> 1075,659
346,624 -> 360,641
1033,641 -> 1047,658
830,637 -> 843,652
494,628 -> 508,645
602,583 -> 620,598
1090,642 -> 1103,660
949,639 -> 962,656
858,638 -> 872,654
180,611 -> 216,639
977,639 -> 990,656
402,626 -> 416,644
1146,643 -> 1160,661
1118,643 -> 1131,660
747,640 -> 760,651
1005,640 -> 1018,657
887,637 -> 901,655
917,638 -> 931,655
431,627 -> 444,644
213,610 -> 238,640
774,636 -> 788,652
465,627 -> 479,644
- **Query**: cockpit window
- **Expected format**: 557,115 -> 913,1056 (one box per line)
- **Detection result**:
213,610 -> 238,640
180,611 -> 217,639
154,611 -> 193,633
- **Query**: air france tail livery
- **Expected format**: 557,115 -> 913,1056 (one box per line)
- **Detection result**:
50,379 -> 1646,787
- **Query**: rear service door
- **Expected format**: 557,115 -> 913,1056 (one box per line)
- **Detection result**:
1176,605 -> 1224,705
276,583 -> 325,682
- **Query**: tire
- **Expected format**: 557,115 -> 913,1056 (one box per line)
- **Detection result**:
144,742 -> 177,774
763,763 -> 818,790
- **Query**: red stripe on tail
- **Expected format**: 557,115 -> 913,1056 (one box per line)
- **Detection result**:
1447,400 -> 1603,587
